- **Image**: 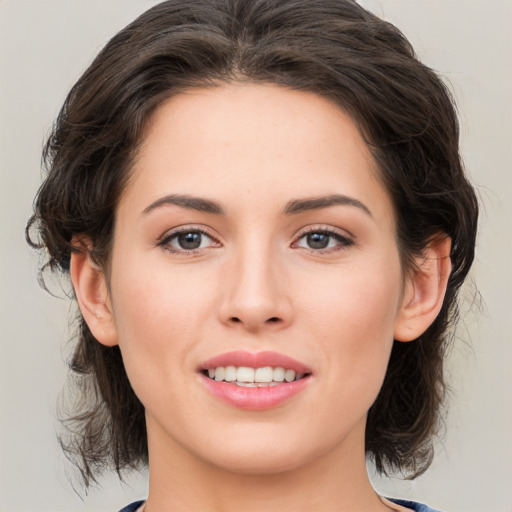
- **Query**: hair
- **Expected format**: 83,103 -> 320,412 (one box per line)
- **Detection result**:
27,0 -> 478,487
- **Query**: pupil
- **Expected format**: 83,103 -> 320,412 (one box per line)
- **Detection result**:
307,232 -> 329,249
178,232 -> 202,249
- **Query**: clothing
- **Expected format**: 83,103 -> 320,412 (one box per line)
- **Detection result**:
390,498 -> 442,512
118,498 -> 441,511
119,502 -> 144,512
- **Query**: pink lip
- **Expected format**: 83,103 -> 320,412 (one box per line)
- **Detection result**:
198,350 -> 312,410
200,375 -> 311,410
200,350 -> 312,374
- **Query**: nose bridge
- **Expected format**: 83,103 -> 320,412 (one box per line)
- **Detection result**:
220,234 -> 291,330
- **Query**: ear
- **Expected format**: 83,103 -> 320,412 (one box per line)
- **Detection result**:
69,236 -> 119,347
394,235 -> 452,342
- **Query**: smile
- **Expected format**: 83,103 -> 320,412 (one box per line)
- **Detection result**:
199,351 -> 312,410
204,366 -> 307,386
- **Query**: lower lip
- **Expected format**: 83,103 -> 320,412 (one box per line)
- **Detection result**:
200,374 -> 311,410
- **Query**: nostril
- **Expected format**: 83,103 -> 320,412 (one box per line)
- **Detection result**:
227,316 -> 282,326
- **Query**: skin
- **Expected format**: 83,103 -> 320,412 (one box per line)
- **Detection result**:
71,83 -> 451,512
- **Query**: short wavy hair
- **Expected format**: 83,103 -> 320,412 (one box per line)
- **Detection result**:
27,0 -> 478,486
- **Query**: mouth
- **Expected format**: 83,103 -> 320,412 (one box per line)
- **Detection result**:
198,351 -> 312,410
202,366 -> 309,387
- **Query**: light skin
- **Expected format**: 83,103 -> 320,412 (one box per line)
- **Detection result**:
71,84 -> 451,512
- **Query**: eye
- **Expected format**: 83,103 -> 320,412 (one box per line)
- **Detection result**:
159,228 -> 219,253
294,229 -> 353,252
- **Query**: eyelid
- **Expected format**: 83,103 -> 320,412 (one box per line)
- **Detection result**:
292,225 -> 355,252
294,224 -> 354,240
157,224 -> 221,253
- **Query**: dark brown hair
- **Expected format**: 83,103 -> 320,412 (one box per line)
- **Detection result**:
27,0 -> 478,486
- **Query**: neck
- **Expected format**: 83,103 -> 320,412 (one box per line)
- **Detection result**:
143,416 -> 393,512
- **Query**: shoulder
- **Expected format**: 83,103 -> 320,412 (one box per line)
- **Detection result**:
389,498 -> 443,512
118,501 -> 145,512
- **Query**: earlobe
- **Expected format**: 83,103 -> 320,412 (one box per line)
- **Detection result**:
69,236 -> 119,347
394,235 -> 452,342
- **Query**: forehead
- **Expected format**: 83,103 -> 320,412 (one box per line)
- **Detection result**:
120,83 -> 394,224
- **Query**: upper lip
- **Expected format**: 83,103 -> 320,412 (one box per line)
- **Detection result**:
200,350 -> 312,375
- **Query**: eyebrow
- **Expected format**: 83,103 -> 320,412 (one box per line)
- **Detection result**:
142,193 -> 371,218
284,194 -> 372,217
142,194 -> 225,216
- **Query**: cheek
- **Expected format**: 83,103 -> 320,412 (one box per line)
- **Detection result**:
109,260 -> 214,381
299,255 -> 403,388
107,266 -> 212,430
112,250 -> 213,326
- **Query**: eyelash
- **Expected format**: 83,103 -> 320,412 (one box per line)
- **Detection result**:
292,226 -> 355,254
157,226 -> 354,255
157,226 -> 220,255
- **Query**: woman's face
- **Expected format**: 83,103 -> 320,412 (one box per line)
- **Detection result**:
107,83 -> 409,474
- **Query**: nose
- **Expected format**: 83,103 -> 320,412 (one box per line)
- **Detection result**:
218,245 -> 293,332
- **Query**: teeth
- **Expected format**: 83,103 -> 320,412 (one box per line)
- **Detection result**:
236,382 -> 281,387
214,367 -> 225,381
284,369 -> 296,382
206,366 -> 304,384
224,365 -> 237,382
273,367 -> 285,382
237,366 -> 255,382
254,366 -> 273,383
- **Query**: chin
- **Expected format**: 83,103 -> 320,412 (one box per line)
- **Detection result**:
204,445 -> 313,476
192,422 -> 345,477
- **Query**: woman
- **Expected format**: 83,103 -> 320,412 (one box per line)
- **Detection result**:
27,1 -> 478,511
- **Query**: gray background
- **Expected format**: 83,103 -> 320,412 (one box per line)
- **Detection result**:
1,1 -> 510,511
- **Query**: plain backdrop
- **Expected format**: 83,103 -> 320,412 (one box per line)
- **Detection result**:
0,1 -> 511,511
